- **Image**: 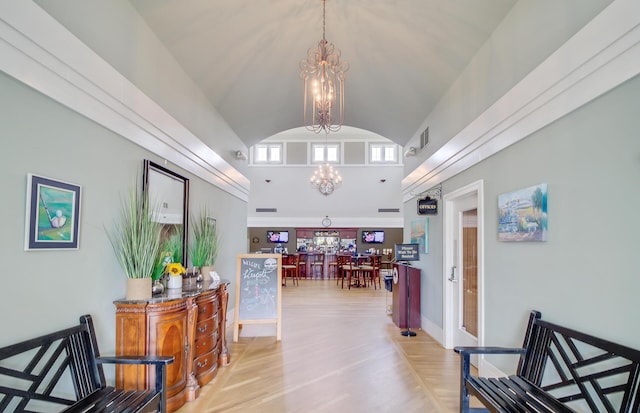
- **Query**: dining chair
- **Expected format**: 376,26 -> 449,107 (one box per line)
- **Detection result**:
360,254 -> 381,289
341,256 -> 362,289
335,254 -> 350,286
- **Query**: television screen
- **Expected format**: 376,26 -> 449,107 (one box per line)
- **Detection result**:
362,231 -> 384,244
266,231 -> 289,243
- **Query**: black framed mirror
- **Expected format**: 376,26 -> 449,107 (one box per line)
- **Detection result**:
143,160 -> 189,266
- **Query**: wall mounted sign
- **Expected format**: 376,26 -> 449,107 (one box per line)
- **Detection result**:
394,244 -> 420,261
417,197 -> 438,215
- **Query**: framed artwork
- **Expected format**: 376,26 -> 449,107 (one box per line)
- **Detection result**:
25,174 -> 81,250
410,218 -> 428,253
498,183 -> 548,242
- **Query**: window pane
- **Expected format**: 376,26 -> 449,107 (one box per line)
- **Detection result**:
371,146 -> 382,162
327,146 -> 338,162
269,146 -> 281,162
256,146 -> 268,162
313,145 -> 325,162
384,146 -> 396,161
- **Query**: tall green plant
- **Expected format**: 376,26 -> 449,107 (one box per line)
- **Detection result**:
107,186 -> 161,279
152,230 -> 184,281
189,208 -> 220,267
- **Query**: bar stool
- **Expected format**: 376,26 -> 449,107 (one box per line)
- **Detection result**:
282,254 -> 299,286
311,253 -> 325,278
297,253 -> 308,279
327,254 -> 339,278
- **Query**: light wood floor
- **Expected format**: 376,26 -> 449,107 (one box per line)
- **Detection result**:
177,279 -> 463,413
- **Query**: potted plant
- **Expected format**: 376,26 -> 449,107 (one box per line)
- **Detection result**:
189,208 -> 220,282
151,230 -> 184,294
107,185 -> 161,300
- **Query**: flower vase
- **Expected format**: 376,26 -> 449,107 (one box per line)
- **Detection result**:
167,274 -> 182,289
126,277 -> 152,301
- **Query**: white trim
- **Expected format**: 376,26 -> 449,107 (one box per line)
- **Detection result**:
479,359 -> 508,378
247,216 -> 404,228
421,314 -> 444,346
0,1 -> 250,201
402,0 -> 640,201
442,180 -> 484,350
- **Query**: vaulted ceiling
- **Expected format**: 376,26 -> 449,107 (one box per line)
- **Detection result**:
129,0 -> 517,148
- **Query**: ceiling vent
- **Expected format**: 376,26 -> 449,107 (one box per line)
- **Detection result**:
255,208 -> 277,213
420,127 -> 429,149
378,208 -> 400,213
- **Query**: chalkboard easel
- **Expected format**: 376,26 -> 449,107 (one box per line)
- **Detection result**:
233,254 -> 282,342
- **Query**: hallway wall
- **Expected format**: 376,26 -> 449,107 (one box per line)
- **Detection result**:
410,73 -> 640,372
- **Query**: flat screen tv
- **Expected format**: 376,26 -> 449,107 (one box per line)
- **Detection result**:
266,231 -> 289,243
362,230 -> 384,244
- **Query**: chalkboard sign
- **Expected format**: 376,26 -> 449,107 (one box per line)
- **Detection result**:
233,254 -> 282,342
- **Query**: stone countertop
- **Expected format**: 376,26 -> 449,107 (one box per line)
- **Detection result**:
114,278 -> 230,304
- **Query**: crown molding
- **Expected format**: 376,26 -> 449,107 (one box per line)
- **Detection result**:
0,1 -> 250,201
402,0 -> 640,202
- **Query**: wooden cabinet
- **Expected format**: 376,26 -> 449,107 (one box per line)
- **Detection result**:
114,281 -> 229,413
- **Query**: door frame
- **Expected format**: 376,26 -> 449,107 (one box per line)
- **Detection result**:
443,180 -> 485,350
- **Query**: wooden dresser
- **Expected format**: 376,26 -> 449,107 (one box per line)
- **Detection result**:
114,280 -> 229,413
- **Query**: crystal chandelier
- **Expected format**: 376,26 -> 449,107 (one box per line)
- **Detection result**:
310,163 -> 342,196
300,0 -> 349,134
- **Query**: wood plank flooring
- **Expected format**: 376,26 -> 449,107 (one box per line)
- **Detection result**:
177,279 -> 463,413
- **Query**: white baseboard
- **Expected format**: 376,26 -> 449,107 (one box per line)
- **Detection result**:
478,359 -> 507,378
421,315 -> 444,346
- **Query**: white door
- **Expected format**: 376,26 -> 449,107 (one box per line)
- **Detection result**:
444,181 -> 483,352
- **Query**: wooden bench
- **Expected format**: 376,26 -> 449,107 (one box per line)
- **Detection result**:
0,314 -> 173,413
455,310 -> 640,413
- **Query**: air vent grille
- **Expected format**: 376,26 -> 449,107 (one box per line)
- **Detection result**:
420,127 -> 429,149
255,208 -> 277,213
378,208 -> 400,213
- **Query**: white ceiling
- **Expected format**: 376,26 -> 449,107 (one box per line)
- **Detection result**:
129,0 -> 517,147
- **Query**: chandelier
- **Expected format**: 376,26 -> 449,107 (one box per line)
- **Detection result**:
300,0 -> 349,133
310,163 -> 342,196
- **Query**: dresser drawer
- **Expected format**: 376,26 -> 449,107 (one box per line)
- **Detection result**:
194,348 -> 218,376
194,329 -> 219,357
196,300 -> 215,320
196,314 -> 217,338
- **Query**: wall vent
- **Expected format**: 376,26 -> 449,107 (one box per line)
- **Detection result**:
378,208 -> 400,213
420,127 -> 429,149
255,208 -> 277,213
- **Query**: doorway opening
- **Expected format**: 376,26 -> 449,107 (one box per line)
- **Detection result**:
443,180 -> 484,359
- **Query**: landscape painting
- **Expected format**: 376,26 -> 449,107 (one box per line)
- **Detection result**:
498,183 -> 548,242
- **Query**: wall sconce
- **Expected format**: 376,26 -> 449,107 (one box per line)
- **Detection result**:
404,147 -> 417,157
235,150 -> 247,160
